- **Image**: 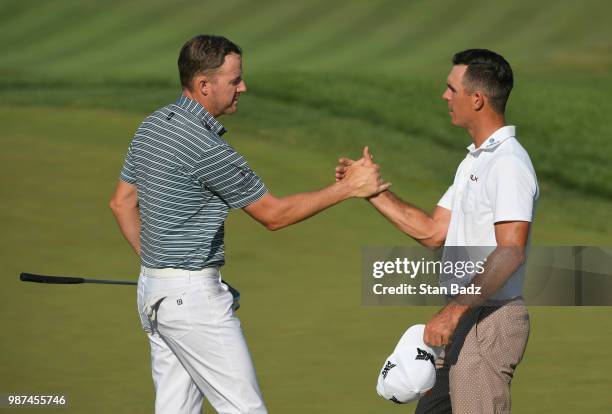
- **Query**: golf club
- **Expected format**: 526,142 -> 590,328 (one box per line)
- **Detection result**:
20,272 -> 241,310
20,272 -> 136,285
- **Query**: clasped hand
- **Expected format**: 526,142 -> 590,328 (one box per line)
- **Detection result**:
335,146 -> 391,198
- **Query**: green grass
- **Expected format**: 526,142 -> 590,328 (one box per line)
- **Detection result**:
1,0 -> 611,413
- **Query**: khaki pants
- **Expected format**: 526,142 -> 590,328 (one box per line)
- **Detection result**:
416,299 -> 530,414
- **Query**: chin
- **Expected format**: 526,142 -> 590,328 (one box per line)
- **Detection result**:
223,106 -> 239,115
449,114 -> 462,127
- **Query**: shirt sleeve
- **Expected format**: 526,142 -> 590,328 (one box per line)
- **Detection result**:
487,155 -> 537,223
192,144 -> 268,208
119,142 -> 137,184
437,184 -> 455,210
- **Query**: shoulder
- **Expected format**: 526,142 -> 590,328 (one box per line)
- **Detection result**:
454,152 -> 473,173
134,103 -> 219,150
489,138 -> 536,175
139,104 -> 177,126
486,150 -> 538,197
497,137 -> 533,163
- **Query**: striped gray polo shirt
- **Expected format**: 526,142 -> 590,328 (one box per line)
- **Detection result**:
120,95 -> 267,270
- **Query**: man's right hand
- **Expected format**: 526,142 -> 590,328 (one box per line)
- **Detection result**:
338,146 -> 391,198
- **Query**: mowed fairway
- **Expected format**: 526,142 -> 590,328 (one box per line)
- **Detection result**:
1,1 -> 611,413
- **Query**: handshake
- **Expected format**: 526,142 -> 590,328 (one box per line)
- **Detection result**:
334,146 -> 391,198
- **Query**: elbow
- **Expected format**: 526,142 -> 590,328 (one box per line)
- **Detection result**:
515,247 -> 527,266
264,219 -> 284,231
260,212 -> 288,231
427,233 -> 446,249
425,241 -> 444,251
261,205 -> 286,231
109,197 -> 136,216
420,237 -> 445,250
109,198 -> 119,214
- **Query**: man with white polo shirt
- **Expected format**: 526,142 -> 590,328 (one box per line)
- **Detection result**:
336,49 -> 538,413
110,35 -> 389,414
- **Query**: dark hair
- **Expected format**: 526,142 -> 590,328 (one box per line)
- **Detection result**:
452,49 -> 513,114
178,35 -> 242,90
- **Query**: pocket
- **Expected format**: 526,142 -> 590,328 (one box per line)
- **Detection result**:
205,279 -> 229,300
500,306 -> 530,365
155,291 -> 193,340
476,305 -> 530,370
208,289 -> 236,321
137,277 -> 152,333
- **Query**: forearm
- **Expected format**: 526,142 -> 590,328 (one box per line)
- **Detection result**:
368,191 -> 442,247
266,182 -> 352,230
429,246 -> 526,333
247,151 -> 388,230
451,246 -> 526,309
111,206 -> 141,256
424,221 -> 530,347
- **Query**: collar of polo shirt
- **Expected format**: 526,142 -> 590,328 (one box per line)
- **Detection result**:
466,125 -> 516,155
176,95 -> 228,136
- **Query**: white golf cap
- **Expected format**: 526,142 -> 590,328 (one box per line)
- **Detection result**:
376,324 -> 443,404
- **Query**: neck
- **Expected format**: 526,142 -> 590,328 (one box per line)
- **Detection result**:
467,113 -> 506,148
182,89 -> 218,117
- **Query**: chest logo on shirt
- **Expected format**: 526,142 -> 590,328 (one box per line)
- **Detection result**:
470,174 -> 479,182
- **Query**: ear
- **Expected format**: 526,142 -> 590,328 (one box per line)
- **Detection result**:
471,91 -> 485,111
192,75 -> 210,96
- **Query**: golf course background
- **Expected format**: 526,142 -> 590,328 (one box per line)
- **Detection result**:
1,0 -> 611,412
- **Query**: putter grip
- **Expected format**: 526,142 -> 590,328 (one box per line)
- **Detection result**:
20,273 -> 85,284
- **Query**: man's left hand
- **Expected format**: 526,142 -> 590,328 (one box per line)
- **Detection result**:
424,304 -> 469,347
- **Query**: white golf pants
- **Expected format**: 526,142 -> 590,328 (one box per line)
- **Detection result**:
137,266 -> 267,414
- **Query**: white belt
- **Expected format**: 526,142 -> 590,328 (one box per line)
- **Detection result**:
142,266 -> 220,279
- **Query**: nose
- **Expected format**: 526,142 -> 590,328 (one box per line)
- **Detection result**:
237,80 -> 247,93
442,89 -> 450,101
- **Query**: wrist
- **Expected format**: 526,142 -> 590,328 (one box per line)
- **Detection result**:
367,189 -> 389,204
333,179 -> 354,200
444,302 -> 470,323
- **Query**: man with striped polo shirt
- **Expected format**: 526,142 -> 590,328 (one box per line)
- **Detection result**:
336,49 -> 537,412
110,35 -> 389,414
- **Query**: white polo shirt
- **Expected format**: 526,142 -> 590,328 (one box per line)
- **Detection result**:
438,125 -> 538,300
